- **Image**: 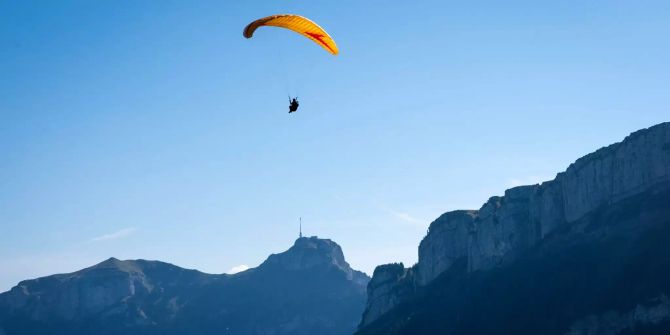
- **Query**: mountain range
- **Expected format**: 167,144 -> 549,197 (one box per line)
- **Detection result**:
2,122 -> 670,335
0,237 -> 369,335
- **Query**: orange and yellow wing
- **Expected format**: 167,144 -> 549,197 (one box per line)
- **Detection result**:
243,14 -> 339,55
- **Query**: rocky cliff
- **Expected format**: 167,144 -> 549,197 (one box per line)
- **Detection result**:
0,237 -> 369,335
359,122 -> 670,330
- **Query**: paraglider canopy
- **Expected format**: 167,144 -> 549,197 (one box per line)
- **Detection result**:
243,14 -> 339,55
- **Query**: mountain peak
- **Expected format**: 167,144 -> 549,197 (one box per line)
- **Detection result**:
260,236 -> 356,276
94,257 -> 122,267
292,236 -> 340,251
83,257 -> 145,275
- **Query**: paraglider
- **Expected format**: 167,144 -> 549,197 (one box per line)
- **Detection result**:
243,14 -> 338,114
243,14 -> 339,55
289,97 -> 299,113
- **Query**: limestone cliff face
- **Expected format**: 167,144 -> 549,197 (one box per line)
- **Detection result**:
361,122 -> 670,327
559,125 -> 670,222
417,211 -> 475,285
468,185 -> 539,274
360,264 -> 416,327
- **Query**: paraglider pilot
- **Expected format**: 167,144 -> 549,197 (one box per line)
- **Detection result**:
289,97 -> 299,113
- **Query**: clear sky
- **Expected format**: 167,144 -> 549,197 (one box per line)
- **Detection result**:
1,0 -> 669,291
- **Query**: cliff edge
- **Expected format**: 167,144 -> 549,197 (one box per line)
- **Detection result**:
359,122 -> 670,331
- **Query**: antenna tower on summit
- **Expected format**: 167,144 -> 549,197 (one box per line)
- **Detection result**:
299,217 -> 302,238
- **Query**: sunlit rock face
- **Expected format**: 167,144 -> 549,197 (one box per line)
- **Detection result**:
359,122 -> 670,330
468,185 -> 539,272
560,124 -> 670,222
417,210 -> 475,285
0,238 -> 369,335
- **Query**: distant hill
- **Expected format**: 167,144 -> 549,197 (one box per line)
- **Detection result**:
0,237 -> 369,335
357,122 -> 670,335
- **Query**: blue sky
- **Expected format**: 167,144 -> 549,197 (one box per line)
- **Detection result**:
1,0 -> 669,291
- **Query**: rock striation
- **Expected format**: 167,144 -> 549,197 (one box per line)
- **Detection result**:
360,122 -> 670,327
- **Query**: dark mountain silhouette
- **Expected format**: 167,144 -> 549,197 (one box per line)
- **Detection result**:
0,237 -> 369,335
357,122 -> 670,335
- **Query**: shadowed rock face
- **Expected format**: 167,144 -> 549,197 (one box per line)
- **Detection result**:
263,237 -> 369,285
0,237 -> 369,335
0,258 -> 209,326
358,122 -> 670,333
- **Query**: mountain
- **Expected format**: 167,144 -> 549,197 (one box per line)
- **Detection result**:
0,236 -> 369,335
356,122 -> 670,335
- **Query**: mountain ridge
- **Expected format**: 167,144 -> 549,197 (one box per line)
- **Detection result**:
0,236 -> 370,335
357,121 -> 670,333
